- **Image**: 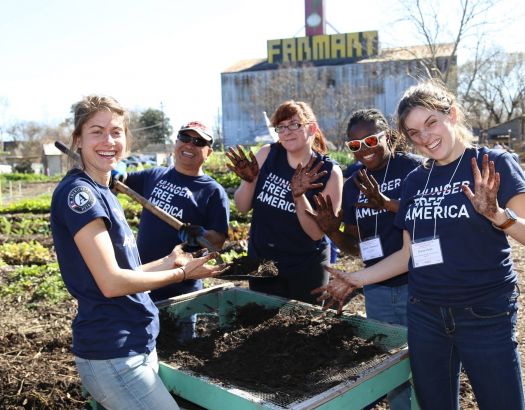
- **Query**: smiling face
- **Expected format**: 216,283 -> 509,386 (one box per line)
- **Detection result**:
276,114 -> 315,154
76,110 -> 126,184
174,130 -> 212,176
347,121 -> 390,171
404,106 -> 464,165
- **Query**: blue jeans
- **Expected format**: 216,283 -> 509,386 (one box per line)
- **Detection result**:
75,348 -> 179,410
364,284 -> 411,410
407,289 -> 524,410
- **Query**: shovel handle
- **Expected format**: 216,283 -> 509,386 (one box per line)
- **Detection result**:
114,181 -> 218,251
113,180 -> 183,230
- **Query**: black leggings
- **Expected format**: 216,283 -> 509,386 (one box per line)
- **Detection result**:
249,250 -> 329,305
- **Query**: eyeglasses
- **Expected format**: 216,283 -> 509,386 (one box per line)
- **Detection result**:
274,122 -> 308,134
345,131 -> 386,152
177,133 -> 210,147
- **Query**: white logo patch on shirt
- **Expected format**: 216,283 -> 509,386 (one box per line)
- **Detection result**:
68,186 -> 96,214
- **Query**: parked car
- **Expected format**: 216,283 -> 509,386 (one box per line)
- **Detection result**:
122,154 -> 156,168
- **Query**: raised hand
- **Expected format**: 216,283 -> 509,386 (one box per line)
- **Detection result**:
305,194 -> 342,234
462,154 -> 500,219
226,145 -> 259,182
353,169 -> 389,210
290,156 -> 328,198
311,267 -> 356,314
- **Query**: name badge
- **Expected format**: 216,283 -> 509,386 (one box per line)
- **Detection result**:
359,236 -> 384,261
411,237 -> 444,268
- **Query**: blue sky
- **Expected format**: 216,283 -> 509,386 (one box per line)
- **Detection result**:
0,0 -> 523,137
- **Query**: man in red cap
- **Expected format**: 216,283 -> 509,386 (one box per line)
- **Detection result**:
117,120 -> 230,340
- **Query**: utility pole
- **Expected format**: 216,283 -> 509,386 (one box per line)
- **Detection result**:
160,101 -> 165,145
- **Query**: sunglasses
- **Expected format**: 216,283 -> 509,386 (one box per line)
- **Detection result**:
177,133 -> 210,147
345,131 -> 386,152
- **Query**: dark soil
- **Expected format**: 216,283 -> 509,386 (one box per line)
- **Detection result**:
157,302 -> 386,404
218,256 -> 279,278
1,241 -> 524,409
0,299 -> 85,409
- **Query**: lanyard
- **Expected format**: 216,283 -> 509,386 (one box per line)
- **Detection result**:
356,154 -> 392,242
412,149 -> 466,241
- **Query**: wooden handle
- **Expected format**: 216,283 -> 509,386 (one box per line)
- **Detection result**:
113,180 -> 184,231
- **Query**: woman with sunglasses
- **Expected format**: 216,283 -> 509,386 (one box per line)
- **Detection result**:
227,100 -> 343,304
307,108 -> 422,410
315,81 -> 525,409
116,121 -> 229,339
51,96 -> 224,409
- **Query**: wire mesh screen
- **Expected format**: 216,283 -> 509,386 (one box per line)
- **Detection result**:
159,295 -> 408,409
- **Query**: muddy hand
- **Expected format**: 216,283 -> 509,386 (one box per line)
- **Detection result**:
305,194 -> 342,234
312,267 -> 355,314
462,155 -> 500,219
183,252 -> 225,280
290,156 -> 327,198
353,169 -> 388,210
226,145 -> 259,182
170,244 -> 193,267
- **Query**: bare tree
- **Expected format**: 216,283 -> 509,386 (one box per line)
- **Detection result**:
212,108 -> 223,149
459,50 -> 525,128
246,64 -> 373,149
5,120 -> 71,159
398,0 -> 498,84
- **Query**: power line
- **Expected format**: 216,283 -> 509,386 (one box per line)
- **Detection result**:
131,122 -> 163,132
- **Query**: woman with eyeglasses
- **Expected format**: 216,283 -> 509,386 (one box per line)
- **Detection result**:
307,108 -> 422,410
51,96 -> 224,409
227,100 -> 343,304
115,121 -> 229,339
314,81 -> 525,409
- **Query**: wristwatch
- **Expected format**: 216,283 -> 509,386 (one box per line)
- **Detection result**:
492,208 -> 518,230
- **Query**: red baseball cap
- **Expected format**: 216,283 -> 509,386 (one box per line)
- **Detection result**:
179,121 -> 213,142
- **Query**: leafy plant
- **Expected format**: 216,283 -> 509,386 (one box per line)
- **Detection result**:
0,173 -> 61,182
0,241 -> 52,265
230,199 -> 251,223
210,171 -> 241,189
219,248 -> 247,264
0,195 -> 52,214
229,221 -> 250,241
0,216 -> 12,234
0,263 -> 69,303
328,150 -> 354,168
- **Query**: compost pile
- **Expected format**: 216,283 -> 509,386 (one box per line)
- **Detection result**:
218,255 -> 279,278
157,302 -> 389,403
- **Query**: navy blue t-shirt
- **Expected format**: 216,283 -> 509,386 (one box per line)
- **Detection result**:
248,143 -> 334,274
343,152 -> 422,286
50,170 -> 159,360
395,147 -> 525,306
126,167 -> 229,262
125,167 -> 229,299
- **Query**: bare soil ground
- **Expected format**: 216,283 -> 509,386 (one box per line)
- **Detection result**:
2,162 -> 525,408
0,238 -> 524,409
